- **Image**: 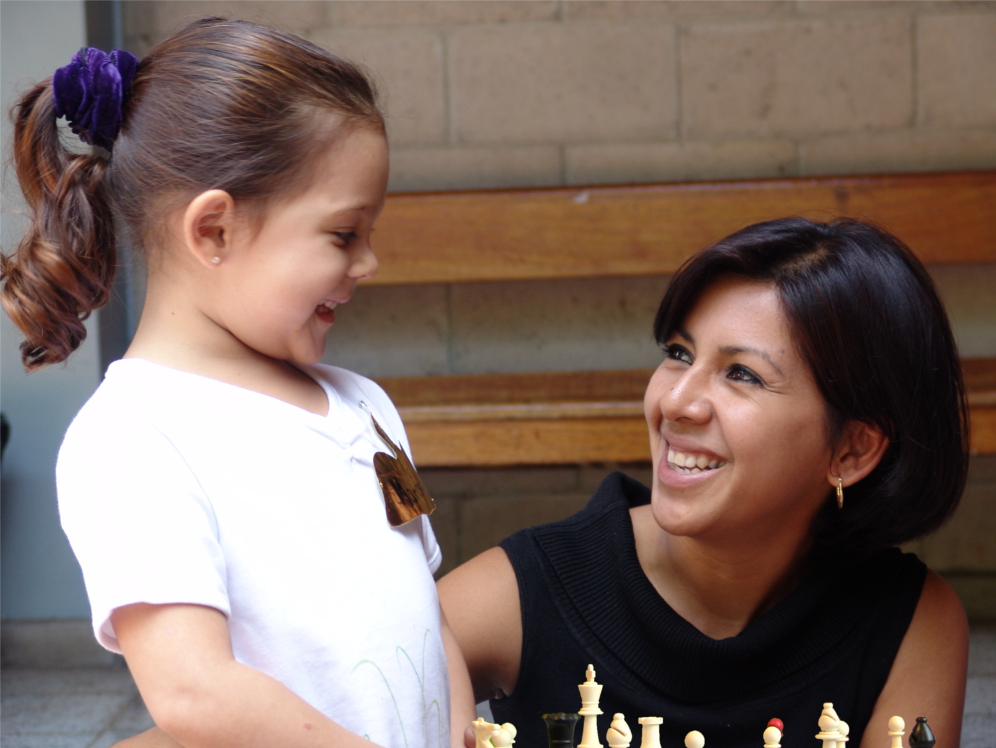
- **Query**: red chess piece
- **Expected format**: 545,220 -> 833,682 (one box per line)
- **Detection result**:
767,718 -> 784,732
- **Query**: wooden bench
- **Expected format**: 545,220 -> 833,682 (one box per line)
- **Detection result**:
365,170 -> 996,467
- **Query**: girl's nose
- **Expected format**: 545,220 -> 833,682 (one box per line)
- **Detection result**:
351,243 -> 379,281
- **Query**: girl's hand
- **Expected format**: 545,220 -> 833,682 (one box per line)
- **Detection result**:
112,602 -> 386,748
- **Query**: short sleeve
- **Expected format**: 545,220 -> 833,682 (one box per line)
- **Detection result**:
57,412 -> 229,653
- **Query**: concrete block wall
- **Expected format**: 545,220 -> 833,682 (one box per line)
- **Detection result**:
123,1 -> 996,616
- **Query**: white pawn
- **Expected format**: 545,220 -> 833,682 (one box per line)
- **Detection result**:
492,723 -> 517,748
887,716 -> 905,748
606,713 -> 632,748
684,730 -> 705,748
763,725 -> 782,748
638,717 -> 663,748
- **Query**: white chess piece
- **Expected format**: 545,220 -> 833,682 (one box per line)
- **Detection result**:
887,716 -> 906,748
763,725 -> 782,748
684,730 -> 705,748
638,717 -> 663,748
578,664 -> 604,748
606,713 -> 632,748
472,718 -> 496,748
837,720 -> 850,747
815,703 -> 844,748
492,723 -> 517,748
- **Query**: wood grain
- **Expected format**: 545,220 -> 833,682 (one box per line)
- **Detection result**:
381,359 -> 996,465
369,171 -> 996,286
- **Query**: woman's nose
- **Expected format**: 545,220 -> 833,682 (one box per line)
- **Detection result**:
660,367 -> 712,424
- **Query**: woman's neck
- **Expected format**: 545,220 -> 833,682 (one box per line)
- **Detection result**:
631,504 -> 813,640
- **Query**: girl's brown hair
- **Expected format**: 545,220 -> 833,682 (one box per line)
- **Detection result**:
2,18 -> 383,370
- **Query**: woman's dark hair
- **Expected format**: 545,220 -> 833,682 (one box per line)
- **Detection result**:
2,18 -> 383,370
654,217 -> 968,554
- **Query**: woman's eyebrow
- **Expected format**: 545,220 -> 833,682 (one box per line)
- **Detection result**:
719,345 -> 784,376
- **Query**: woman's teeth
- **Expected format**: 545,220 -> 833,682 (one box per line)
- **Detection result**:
667,447 -> 727,474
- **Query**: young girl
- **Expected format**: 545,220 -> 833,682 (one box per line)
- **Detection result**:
2,18 -> 473,748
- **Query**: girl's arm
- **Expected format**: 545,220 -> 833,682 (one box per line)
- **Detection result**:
113,602 -> 386,748
437,547 -> 523,704
859,570 -> 968,748
441,606 -> 477,748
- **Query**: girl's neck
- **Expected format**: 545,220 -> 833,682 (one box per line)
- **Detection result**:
631,504 -> 812,640
125,284 -> 329,417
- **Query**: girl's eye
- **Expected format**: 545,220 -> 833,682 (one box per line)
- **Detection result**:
333,231 -> 359,246
663,343 -> 693,365
728,364 -> 762,386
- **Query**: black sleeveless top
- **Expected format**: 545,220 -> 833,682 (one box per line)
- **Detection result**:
492,472 -> 925,748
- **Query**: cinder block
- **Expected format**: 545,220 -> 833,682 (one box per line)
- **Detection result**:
151,1 -> 327,37
0,620 -> 121,668
450,276 -> 669,374
460,494 -> 592,561
421,466 -> 581,498
329,1 -> 558,27
929,264 -> 996,358
968,626 -> 996,675
566,139 -> 797,185
968,456 -> 996,486
917,481 -> 996,572
451,24 -> 677,144
321,283 -> 449,378
309,27 -> 446,145
564,0 -> 793,20
390,145 -> 563,193
918,15 -> 996,128
799,128 -> 996,176
682,17 -> 913,138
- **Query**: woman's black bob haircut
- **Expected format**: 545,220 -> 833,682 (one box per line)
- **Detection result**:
653,217 -> 969,555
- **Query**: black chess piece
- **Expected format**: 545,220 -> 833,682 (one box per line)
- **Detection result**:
542,713 -> 580,748
909,717 -> 936,748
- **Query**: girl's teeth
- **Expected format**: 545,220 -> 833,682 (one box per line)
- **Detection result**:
695,454 -> 709,469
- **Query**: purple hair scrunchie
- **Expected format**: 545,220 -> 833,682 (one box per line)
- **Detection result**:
52,47 -> 138,150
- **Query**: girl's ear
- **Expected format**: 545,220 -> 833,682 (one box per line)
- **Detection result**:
828,420 -> 890,491
182,189 -> 238,269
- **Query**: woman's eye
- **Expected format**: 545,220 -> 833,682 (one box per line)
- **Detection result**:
663,343 -> 693,365
728,365 -> 762,385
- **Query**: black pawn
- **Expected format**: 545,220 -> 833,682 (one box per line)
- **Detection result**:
909,717 -> 936,748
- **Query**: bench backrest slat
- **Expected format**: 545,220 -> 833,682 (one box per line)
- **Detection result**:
368,170 -> 996,286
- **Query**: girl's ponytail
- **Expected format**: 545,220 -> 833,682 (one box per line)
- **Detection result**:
3,47 -> 136,370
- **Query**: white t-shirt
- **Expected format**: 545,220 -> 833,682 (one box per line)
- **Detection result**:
57,359 -> 449,748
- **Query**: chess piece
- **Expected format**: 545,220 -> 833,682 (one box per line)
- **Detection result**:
493,723 -> 517,748
684,730 -> 705,748
766,718 -> 784,733
606,713 -> 632,748
638,717 -> 663,748
543,713 -> 581,748
578,665 -> 604,748
815,703 -> 844,748
837,720 -> 850,746
473,718 -> 498,748
909,717 -> 936,748
887,716 -> 905,748
762,724 -> 782,748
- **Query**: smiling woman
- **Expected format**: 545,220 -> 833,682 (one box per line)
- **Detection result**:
439,218 -> 969,748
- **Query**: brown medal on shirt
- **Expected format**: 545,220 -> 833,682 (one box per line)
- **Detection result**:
369,413 -> 436,527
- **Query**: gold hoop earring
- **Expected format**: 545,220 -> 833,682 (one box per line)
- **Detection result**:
836,478 -> 844,510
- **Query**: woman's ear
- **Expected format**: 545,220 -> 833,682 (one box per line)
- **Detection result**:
181,190 -> 237,269
828,420 -> 890,490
